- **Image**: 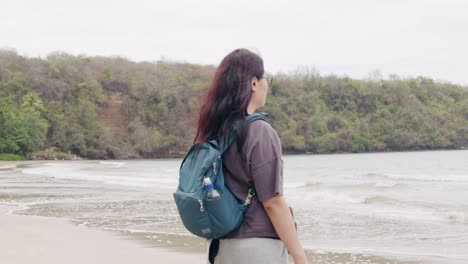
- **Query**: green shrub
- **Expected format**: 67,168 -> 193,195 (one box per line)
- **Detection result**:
0,153 -> 25,160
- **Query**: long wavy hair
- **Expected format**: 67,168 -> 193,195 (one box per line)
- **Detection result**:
194,49 -> 264,153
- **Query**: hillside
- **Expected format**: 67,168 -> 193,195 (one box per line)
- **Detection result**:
0,50 -> 467,159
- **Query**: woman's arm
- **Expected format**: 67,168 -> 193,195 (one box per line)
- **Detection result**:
262,195 -> 309,264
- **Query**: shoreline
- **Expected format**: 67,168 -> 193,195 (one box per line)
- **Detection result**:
1,201 -> 421,264
0,160 -> 47,170
1,148 -> 466,163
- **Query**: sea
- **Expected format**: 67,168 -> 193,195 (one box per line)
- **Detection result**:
0,150 -> 467,263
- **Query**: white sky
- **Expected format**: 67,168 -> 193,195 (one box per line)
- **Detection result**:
1,0 -> 468,85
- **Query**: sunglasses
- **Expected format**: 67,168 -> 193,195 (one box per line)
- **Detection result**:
263,75 -> 273,87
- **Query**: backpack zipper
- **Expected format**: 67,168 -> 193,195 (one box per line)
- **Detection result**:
174,192 -> 205,212
198,199 -> 204,212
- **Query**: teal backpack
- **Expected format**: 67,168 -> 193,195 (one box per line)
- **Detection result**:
173,113 -> 267,239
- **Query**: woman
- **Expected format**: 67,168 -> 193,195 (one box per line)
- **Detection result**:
194,48 -> 308,264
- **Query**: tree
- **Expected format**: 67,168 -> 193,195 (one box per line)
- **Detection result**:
0,94 -> 48,154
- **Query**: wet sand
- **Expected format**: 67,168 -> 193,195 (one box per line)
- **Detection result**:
0,204 -> 205,264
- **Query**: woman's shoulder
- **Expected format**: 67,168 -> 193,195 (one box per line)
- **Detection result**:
247,119 -> 280,142
249,119 -> 274,131
245,118 -> 283,161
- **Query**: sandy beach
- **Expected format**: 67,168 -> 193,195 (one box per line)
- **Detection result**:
0,204 -> 206,264
0,162 -> 27,170
0,161 -> 52,170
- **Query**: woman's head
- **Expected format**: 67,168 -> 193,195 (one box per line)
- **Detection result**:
194,48 -> 269,144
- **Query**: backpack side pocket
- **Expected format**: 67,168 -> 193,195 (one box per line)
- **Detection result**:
173,191 -> 213,238
204,190 -> 247,238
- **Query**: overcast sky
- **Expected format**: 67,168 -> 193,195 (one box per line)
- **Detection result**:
1,0 -> 467,85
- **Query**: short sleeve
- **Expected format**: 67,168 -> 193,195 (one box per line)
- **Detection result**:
248,121 -> 284,202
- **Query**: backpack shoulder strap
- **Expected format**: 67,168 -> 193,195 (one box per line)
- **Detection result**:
217,112 -> 268,202
218,112 -> 268,154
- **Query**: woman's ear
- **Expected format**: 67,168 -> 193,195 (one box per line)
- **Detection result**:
251,77 -> 258,92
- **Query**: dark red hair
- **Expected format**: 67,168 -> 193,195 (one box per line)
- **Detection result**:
194,49 -> 264,148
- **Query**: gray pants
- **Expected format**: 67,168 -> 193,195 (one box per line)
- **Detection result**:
210,238 -> 289,264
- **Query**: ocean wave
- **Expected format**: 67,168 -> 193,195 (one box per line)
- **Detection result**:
99,161 -> 125,168
444,210 -> 468,224
292,189 -> 468,225
339,182 -> 403,189
20,162 -> 177,189
292,180 -> 402,191
363,172 -> 468,182
284,181 -> 321,189
291,189 -> 366,204
361,196 -> 468,224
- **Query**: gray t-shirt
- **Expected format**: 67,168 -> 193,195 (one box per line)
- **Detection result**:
222,119 -> 283,239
